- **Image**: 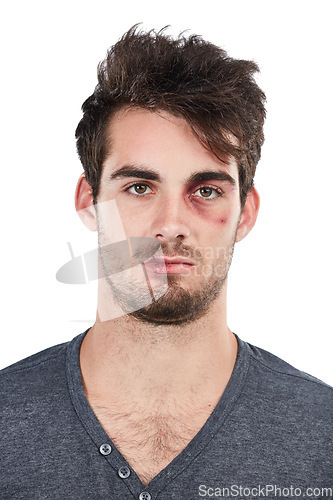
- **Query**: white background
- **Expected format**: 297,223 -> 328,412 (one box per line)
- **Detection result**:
0,0 -> 332,385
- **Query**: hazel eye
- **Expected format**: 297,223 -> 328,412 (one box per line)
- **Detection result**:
193,186 -> 222,199
127,183 -> 152,195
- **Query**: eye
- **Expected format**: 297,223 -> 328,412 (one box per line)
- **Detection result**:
126,183 -> 153,196
192,186 -> 223,199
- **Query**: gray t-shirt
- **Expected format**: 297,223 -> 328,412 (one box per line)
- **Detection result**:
0,330 -> 332,499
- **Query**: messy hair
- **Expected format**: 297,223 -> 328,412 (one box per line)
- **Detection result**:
75,25 -> 266,208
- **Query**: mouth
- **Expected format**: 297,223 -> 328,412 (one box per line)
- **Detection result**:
143,256 -> 195,274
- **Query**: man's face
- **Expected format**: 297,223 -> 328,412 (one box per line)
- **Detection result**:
96,107 -> 243,325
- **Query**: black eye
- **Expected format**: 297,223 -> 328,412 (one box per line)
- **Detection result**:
199,187 -> 213,197
192,186 -> 222,200
193,186 -> 222,200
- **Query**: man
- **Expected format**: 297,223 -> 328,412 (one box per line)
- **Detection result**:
1,26 -> 332,499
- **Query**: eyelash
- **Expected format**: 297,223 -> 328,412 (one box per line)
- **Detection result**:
124,182 -> 224,199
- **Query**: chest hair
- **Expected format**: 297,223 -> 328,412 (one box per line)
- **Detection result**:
89,396 -> 215,486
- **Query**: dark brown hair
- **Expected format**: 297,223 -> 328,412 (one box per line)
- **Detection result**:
75,25 -> 266,208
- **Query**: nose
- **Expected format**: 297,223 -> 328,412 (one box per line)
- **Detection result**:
150,196 -> 191,243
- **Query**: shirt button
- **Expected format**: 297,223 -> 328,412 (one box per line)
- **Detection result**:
118,466 -> 131,479
99,443 -> 112,456
139,493 -> 151,500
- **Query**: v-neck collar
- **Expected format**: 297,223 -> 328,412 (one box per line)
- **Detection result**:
66,329 -> 249,498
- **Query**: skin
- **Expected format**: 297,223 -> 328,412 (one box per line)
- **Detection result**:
75,107 -> 260,483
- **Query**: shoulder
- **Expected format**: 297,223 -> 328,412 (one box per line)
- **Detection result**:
1,342 -> 69,374
245,339 -> 332,387
0,341 -> 69,378
0,330 -> 87,383
0,333 -> 88,433
0,341 -> 70,402
240,338 -> 333,416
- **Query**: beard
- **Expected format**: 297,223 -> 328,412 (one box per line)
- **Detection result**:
128,275 -> 226,325
97,227 -> 237,326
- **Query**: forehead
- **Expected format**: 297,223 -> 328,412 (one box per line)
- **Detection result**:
104,107 -> 239,183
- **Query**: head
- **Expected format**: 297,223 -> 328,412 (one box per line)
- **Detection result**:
75,25 -> 266,211
75,26 -> 265,327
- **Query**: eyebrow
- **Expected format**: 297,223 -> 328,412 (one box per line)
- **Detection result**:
109,165 -> 236,186
109,165 -> 161,182
187,171 -> 236,185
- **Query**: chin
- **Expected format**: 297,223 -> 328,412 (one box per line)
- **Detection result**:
129,280 -> 223,326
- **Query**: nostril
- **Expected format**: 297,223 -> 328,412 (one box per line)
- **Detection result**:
155,232 -> 187,242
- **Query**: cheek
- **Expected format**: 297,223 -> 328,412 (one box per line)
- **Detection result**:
195,199 -> 240,229
193,205 -> 230,227
193,211 -> 239,247
191,194 -> 238,223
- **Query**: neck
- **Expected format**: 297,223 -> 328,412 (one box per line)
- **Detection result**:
80,290 -> 238,408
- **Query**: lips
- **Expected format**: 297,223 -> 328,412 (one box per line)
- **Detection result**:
143,256 -> 195,275
145,256 -> 195,266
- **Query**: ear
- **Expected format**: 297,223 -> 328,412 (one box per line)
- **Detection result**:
235,186 -> 260,243
75,173 -> 98,231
